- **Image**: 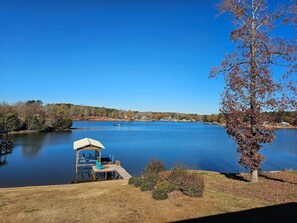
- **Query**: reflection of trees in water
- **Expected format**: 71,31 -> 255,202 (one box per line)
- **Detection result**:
44,131 -> 71,146
0,154 -> 7,166
17,133 -> 47,157
15,132 -> 72,157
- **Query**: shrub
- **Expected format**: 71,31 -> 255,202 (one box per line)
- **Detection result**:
157,171 -> 170,184
0,113 -> 24,131
144,174 -> 158,186
180,173 -> 204,197
157,181 -> 175,193
144,159 -> 167,178
24,115 -> 48,131
168,164 -> 187,190
133,177 -> 145,188
152,188 -> 168,200
140,180 -> 155,192
128,176 -> 138,185
51,116 -> 73,130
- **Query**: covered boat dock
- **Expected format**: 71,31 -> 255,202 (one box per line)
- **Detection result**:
73,138 -> 131,182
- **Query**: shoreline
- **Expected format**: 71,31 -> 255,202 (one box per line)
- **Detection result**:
0,170 -> 296,223
0,169 -> 294,190
6,121 -> 297,135
8,129 -> 72,135
204,121 -> 297,129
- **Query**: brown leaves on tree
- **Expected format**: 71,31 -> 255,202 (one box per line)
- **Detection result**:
210,0 -> 296,181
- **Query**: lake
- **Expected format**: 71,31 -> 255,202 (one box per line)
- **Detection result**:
0,121 -> 296,187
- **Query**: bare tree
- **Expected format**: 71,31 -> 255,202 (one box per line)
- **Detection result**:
210,0 -> 296,182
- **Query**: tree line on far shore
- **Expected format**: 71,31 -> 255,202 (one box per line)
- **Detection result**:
0,100 -> 72,132
0,100 -> 296,132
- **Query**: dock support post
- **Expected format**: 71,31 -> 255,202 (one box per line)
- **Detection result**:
75,150 -> 79,183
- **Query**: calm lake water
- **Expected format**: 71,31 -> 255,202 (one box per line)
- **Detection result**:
0,121 -> 296,187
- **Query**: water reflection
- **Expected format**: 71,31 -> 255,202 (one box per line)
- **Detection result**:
16,133 -> 47,157
0,154 -> 8,166
0,121 -> 296,188
44,131 -> 72,146
13,132 -> 72,157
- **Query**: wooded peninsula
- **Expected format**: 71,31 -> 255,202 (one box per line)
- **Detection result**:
0,100 -> 296,132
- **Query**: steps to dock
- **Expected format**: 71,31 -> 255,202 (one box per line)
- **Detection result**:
92,164 -> 131,180
113,165 -> 131,180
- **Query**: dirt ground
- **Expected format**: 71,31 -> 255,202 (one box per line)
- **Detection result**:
0,171 -> 296,223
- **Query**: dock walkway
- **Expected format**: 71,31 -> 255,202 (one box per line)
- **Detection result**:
92,164 -> 131,180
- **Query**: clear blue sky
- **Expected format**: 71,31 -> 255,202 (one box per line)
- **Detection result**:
0,0 -> 292,114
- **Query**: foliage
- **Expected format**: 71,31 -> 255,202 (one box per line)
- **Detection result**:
51,116 -> 73,130
263,111 -> 297,126
0,101 -> 296,134
156,181 -> 175,193
134,160 -> 205,199
133,177 -> 145,188
0,113 -> 24,131
209,0 -> 296,182
144,174 -> 158,186
167,164 -> 188,189
157,171 -> 171,184
180,173 -> 204,197
131,176 -> 155,191
0,100 -> 74,132
152,188 -> 168,200
140,180 -> 155,192
144,158 -> 167,178
128,176 -> 138,185
24,115 -> 48,131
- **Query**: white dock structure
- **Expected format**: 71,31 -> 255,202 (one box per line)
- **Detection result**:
74,138 -> 105,182
114,165 -> 131,179
92,164 -> 131,180
73,138 -> 131,182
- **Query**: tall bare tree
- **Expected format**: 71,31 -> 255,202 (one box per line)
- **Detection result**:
210,0 -> 296,182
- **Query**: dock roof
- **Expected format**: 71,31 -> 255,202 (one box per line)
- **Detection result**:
73,138 -> 105,150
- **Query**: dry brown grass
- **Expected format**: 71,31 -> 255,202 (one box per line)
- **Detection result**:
0,171 -> 296,223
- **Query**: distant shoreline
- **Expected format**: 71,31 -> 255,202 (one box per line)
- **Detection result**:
7,120 -> 296,135
74,118 -> 297,129
203,121 -> 297,129
8,129 -> 71,135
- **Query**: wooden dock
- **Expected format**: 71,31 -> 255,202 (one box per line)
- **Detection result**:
92,164 -> 131,180
113,165 -> 131,179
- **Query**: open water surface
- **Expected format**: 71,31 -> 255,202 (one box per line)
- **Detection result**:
0,121 -> 296,187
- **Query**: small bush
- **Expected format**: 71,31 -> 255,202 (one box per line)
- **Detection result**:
144,174 -> 158,186
152,188 -> 168,200
168,164 -> 187,190
128,176 -> 138,185
180,173 -> 204,197
133,177 -> 145,188
157,181 -> 175,193
140,181 -> 155,191
144,159 -> 167,178
157,171 -> 170,184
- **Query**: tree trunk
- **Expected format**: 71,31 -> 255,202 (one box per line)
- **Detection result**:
249,5 -> 259,185
251,169 -> 258,183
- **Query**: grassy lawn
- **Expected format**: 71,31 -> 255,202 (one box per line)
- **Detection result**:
0,171 -> 296,223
